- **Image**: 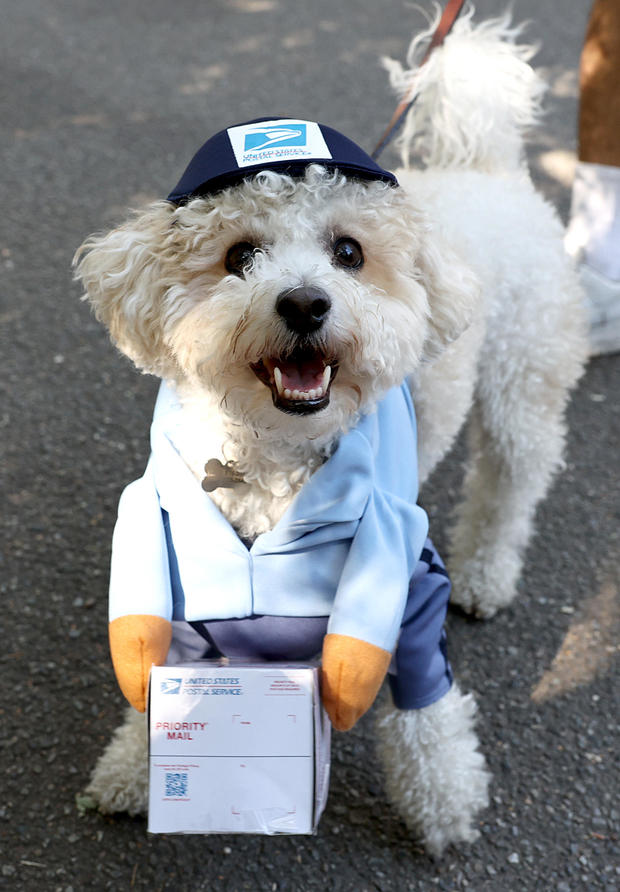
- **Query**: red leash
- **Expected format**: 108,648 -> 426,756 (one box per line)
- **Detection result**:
371,0 -> 466,161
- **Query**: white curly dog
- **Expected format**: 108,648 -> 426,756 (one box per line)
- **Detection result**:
75,13 -> 586,856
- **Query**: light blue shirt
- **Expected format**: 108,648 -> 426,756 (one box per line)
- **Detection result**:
109,382 -> 429,653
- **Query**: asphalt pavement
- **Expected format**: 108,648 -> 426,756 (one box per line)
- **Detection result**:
1,1 -> 618,890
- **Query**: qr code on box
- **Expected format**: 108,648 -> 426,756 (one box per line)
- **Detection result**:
165,772 -> 188,798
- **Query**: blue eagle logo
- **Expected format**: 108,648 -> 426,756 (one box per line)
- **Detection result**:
160,678 -> 183,695
244,125 -> 307,152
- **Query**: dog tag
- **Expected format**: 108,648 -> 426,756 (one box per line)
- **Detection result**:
202,458 -> 246,492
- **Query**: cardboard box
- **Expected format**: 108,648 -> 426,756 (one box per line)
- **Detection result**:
148,662 -> 331,835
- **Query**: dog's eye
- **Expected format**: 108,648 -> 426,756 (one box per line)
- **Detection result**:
332,237 -> 364,270
225,242 -> 258,276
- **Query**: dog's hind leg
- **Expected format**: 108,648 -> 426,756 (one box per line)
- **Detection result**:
85,707 -> 148,815
448,315 -> 585,617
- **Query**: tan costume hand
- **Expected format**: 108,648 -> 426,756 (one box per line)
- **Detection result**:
320,633 -> 392,731
108,614 -> 172,712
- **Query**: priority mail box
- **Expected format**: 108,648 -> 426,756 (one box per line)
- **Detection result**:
148,662 -> 331,835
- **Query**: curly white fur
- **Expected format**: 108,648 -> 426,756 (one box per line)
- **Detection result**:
76,165 -> 478,537
383,5 -> 546,171
85,708 -> 148,816
376,686 -> 490,856
77,11 -> 587,854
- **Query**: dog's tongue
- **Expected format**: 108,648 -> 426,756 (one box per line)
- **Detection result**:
277,356 -> 325,391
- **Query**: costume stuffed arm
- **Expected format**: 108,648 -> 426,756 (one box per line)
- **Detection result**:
108,463 -> 174,712
321,485 -> 428,730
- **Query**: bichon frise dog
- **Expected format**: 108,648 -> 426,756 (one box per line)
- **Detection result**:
74,12 -> 585,855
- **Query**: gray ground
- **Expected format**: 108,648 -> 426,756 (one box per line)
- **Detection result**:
1,0 -> 618,890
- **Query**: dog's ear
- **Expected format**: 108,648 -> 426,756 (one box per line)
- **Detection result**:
414,224 -> 480,360
74,201 -> 177,375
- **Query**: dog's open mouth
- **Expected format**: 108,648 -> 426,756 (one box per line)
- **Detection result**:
251,350 -> 338,414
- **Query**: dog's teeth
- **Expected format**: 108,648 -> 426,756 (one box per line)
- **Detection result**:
280,383 -> 326,402
274,366 -> 284,395
322,365 -> 331,391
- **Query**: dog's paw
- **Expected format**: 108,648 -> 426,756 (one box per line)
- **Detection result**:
448,549 -> 520,618
85,707 -> 148,816
376,686 -> 490,857
86,773 -> 148,817
449,578 -> 501,619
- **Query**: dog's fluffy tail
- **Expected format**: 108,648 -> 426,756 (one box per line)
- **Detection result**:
382,5 -> 546,173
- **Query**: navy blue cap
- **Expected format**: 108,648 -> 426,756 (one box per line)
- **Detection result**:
167,117 -> 398,203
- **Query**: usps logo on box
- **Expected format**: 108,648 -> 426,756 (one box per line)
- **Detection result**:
227,119 -> 332,169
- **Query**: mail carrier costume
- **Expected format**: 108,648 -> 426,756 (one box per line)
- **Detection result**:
110,381 -> 453,710
107,118 -> 453,711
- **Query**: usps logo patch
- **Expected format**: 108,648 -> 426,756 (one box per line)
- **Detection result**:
160,678 -> 183,695
227,119 -> 332,168
244,124 -> 307,152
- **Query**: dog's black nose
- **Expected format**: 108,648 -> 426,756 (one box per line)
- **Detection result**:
276,286 -> 331,335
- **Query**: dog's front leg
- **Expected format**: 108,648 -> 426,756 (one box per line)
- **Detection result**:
85,708 -> 148,815
375,686 -> 490,857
